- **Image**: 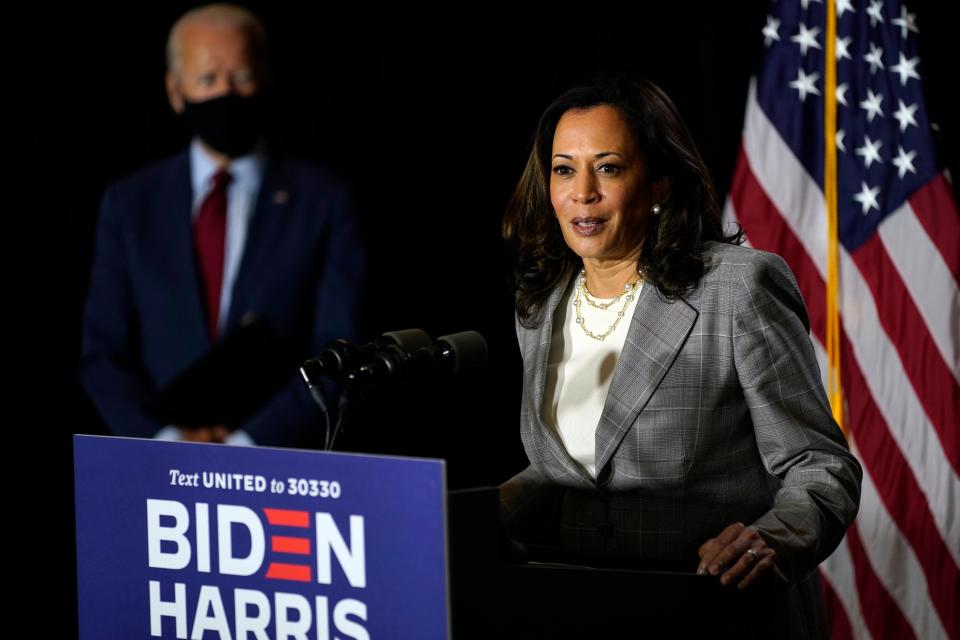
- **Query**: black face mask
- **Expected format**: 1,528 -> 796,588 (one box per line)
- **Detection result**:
181,92 -> 265,158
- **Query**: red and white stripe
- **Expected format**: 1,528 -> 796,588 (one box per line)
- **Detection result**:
725,79 -> 960,639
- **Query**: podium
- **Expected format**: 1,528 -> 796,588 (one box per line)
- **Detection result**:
448,488 -> 790,639
75,437 -> 792,639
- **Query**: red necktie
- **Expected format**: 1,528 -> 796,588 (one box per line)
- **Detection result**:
194,169 -> 232,340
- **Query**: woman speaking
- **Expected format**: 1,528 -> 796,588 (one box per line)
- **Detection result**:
500,76 -> 861,635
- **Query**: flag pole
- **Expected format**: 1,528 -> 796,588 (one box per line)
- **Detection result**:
823,0 -> 845,434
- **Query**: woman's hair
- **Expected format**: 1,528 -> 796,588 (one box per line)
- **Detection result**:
503,75 -> 741,327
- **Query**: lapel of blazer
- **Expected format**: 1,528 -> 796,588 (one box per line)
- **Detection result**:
593,283 -> 699,478
163,149 -> 210,353
530,268 -> 575,416
223,157 -> 291,334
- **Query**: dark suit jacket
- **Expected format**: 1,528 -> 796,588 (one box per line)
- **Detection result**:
79,148 -> 366,447
501,242 -> 862,636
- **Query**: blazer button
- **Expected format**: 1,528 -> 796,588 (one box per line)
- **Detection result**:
596,522 -> 614,537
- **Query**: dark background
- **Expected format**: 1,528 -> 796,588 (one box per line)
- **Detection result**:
19,1 -> 957,635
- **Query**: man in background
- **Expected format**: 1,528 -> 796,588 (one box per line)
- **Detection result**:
80,3 -> 365,447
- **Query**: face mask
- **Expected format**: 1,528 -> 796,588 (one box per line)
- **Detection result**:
181,93 -> 264,158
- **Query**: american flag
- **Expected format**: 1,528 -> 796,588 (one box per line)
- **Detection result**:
724,0 -> 959,638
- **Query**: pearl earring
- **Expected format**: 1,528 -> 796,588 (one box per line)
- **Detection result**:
651,203 -> 662,215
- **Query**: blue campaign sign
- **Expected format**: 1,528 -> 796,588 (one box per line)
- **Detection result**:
74,435 -> 449,639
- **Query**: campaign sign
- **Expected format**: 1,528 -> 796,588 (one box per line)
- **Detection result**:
74,435 -> 449,639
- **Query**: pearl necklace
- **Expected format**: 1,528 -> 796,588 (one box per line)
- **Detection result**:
573,270 -> 641,341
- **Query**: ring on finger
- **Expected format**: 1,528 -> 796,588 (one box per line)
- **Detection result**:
746,548 -> 759,561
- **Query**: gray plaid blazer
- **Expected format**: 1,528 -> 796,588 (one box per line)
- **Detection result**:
502,242 -> 861,587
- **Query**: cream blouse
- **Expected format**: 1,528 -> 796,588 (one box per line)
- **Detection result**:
542,275 -> 642,478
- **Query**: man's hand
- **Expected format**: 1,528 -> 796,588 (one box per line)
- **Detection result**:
177,425 -> 230,443
697,522 -> 776,589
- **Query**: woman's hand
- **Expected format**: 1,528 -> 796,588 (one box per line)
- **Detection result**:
697,522 -> 777,589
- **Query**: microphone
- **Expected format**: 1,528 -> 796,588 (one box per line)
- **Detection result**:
348,331 -> 488,384
299,329 -> 432,405
429,331 -> 489,375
